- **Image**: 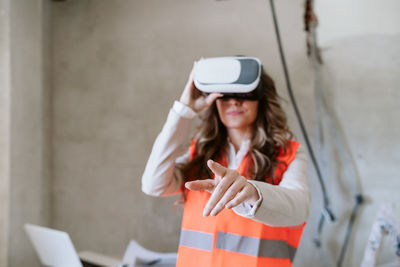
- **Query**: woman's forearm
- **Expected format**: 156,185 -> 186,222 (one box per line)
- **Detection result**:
141,101 -> 195,196
233,145 -> 311,226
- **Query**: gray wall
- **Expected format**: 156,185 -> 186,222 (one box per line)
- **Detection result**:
8,0 -> 52,265
0,0 -> 11,265
0,0 -> 52,266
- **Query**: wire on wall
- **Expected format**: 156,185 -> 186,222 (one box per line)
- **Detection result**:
267,0 -> 336,236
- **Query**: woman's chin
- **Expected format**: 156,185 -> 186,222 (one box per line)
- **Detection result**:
224,122 -> 252,131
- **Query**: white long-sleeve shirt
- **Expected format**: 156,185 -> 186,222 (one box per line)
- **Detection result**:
142,101 -> 310,227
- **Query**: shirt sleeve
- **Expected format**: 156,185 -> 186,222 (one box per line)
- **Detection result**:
141,101 -> 196,196
232,144 -> 311,227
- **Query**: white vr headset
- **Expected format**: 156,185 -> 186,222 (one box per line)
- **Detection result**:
193,56 -> 261,94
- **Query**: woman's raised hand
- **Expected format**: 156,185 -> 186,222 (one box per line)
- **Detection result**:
185,160 -> 260,217
179,60 -> 223,113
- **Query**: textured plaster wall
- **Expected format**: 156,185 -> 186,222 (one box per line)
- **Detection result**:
312,35 -> 400,267
312,2 -> 400,266
315,0 -> 400,45
50,1 -> 399,267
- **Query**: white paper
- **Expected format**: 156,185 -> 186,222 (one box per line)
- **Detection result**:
122,240 -> 177,267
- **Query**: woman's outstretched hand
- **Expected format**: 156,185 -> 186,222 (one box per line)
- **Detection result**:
185,160 -> 260,217
179,60 -> 222,113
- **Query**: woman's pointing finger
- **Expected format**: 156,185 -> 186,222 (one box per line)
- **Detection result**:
207,160 -> 227,179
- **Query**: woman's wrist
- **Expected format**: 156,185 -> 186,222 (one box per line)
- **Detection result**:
245,181 -> 262,207
246,186 -> 259,206
173,101 -> 197,119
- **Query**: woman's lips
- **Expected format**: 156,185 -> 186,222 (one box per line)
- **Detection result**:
226,110 -> 243,115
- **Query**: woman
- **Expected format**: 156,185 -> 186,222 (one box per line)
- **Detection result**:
142,59 -> 310,267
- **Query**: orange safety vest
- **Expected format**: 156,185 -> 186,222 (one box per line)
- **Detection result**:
177,140 -> 305,267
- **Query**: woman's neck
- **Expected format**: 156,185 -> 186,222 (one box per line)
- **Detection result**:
227,127 -> 253,153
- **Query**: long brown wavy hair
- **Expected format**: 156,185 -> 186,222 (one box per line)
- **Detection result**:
176,65 -> 293,185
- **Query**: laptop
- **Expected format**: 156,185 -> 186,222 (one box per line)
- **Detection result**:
25,224 -> 84,267
24,224 -> 123,267
25,224 -> 176,267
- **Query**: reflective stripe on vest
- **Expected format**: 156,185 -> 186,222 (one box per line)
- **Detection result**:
179,229 -> 296,260
216,232 -> 296,260
179,229 -> 213,252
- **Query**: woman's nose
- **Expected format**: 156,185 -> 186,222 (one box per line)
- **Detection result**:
226,98 -> 242,105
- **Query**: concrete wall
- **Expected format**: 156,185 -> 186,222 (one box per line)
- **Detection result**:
1,0 -> 52,266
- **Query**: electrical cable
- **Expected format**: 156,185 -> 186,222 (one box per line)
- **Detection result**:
267,0 -> 335,229
220,0 -> 362,265
306,4 -> 364,266
337,195 -> 364,267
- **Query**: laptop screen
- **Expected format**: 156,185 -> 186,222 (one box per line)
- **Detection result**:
24,224 -> 83,267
